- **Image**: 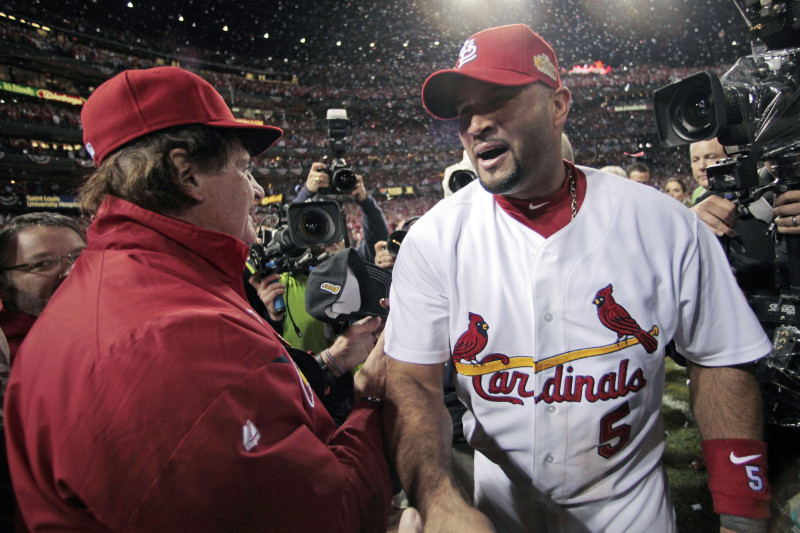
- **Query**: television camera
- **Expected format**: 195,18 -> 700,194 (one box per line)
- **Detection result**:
248,200 -> 346,311
653,0 -> 800,431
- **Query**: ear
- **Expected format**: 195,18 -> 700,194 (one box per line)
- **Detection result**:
551,86 -> 571,130
169,148 -> 204,203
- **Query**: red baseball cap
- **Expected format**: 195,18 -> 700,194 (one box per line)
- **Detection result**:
422,24 -> 561,120
81,66 -> 283,164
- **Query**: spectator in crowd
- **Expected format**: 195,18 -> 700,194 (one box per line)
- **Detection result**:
663,177 -> 690,206
0,211 -> 86,532
0,212 -> 85,362
383,23 -> 772,533
626,161 -> 652,185
4,66 -> 392,532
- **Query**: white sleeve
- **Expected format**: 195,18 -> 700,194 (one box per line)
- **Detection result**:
673,217 -> 772,366
384,226 -> 452,365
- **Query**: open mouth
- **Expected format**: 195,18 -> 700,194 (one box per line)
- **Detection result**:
478,146 -> 508,160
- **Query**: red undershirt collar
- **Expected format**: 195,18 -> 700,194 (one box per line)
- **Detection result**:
493,162 -> 587,238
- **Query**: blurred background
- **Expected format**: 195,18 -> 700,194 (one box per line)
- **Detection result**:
0,0 -> 752,237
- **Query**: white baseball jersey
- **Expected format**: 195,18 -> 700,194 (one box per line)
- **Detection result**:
385,166 -> 772,533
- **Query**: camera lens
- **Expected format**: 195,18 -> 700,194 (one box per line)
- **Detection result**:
387,229 -> 407,257
332,168 -> 357,193
678,93 -> 712,132
670,80 -> 717,140
449,169 -> 477,193
299,212 -> 328,238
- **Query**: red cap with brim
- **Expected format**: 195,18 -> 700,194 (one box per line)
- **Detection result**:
422,24 -> 561,120
81,67 -> 283,164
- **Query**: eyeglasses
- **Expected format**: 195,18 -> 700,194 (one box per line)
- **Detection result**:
1,250 -> 85,274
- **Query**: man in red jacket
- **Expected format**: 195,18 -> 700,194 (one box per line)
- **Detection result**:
4,66 -> 392,532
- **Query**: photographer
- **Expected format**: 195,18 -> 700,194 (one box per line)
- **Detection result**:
255,162 -> 389,354
300,161 -> 390,263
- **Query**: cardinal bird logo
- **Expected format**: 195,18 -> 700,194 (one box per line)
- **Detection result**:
593,284 -> 658,353
452,312 -> 489,365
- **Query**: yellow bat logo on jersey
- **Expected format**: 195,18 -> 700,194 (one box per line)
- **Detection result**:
454,325 -> 659,376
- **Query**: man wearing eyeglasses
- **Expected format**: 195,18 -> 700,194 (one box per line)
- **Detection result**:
0,212 -> 86,323
0,211 -> 85,531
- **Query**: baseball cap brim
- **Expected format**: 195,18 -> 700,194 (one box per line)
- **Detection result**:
422,69 -> 541,120
306,249 -> 392,323
208,120 -> 283,158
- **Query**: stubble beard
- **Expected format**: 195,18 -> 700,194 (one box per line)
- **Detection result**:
477,155 -> 523,196
5,283 -> 54,317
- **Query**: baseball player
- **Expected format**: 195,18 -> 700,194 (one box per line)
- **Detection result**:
383,24 -> 773,533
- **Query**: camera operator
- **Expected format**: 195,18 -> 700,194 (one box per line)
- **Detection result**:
250,162 -> 389,360
300,161 -> 390,263
688,139 -> 800,521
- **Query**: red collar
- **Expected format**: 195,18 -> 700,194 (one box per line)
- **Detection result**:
493,162 -> 587,238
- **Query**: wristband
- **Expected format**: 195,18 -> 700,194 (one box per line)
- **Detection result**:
323,349 -> 346,376
701,439 -> 771,519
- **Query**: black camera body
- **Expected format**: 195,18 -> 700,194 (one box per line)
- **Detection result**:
652,1 -> 800,281
318,109 -> 357,195
249,200 -> 346,277
443,151 -> 478,197
320,158 -> 357,195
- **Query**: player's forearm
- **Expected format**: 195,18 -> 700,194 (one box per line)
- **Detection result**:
383,365 -> 465,518
688,362 -> 763,440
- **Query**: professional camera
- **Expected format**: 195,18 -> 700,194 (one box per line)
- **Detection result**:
319,109 -> 357,195
443,151 -> 477,197
386,216 -> 421,258
653,0 -> 800,436
249,200 -> 346,279
652,0 -> 800,204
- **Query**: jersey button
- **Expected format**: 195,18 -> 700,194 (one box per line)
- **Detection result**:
544,313 -> 553,322
545,455 -> 555,464
547,405 -> 556,413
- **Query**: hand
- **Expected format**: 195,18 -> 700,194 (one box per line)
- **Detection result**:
772,190 -> 800,234
374,240 -> 395,270
248,273 -> 285,321
305,161 -> 330,193
350,174 -> 367,203
327,315 -> 383,374
691,195 -> 738,238
353,330 -> 388,399
398,507 -> 423,533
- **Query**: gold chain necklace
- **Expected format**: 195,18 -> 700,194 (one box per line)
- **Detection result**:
567,163 -> 577,220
